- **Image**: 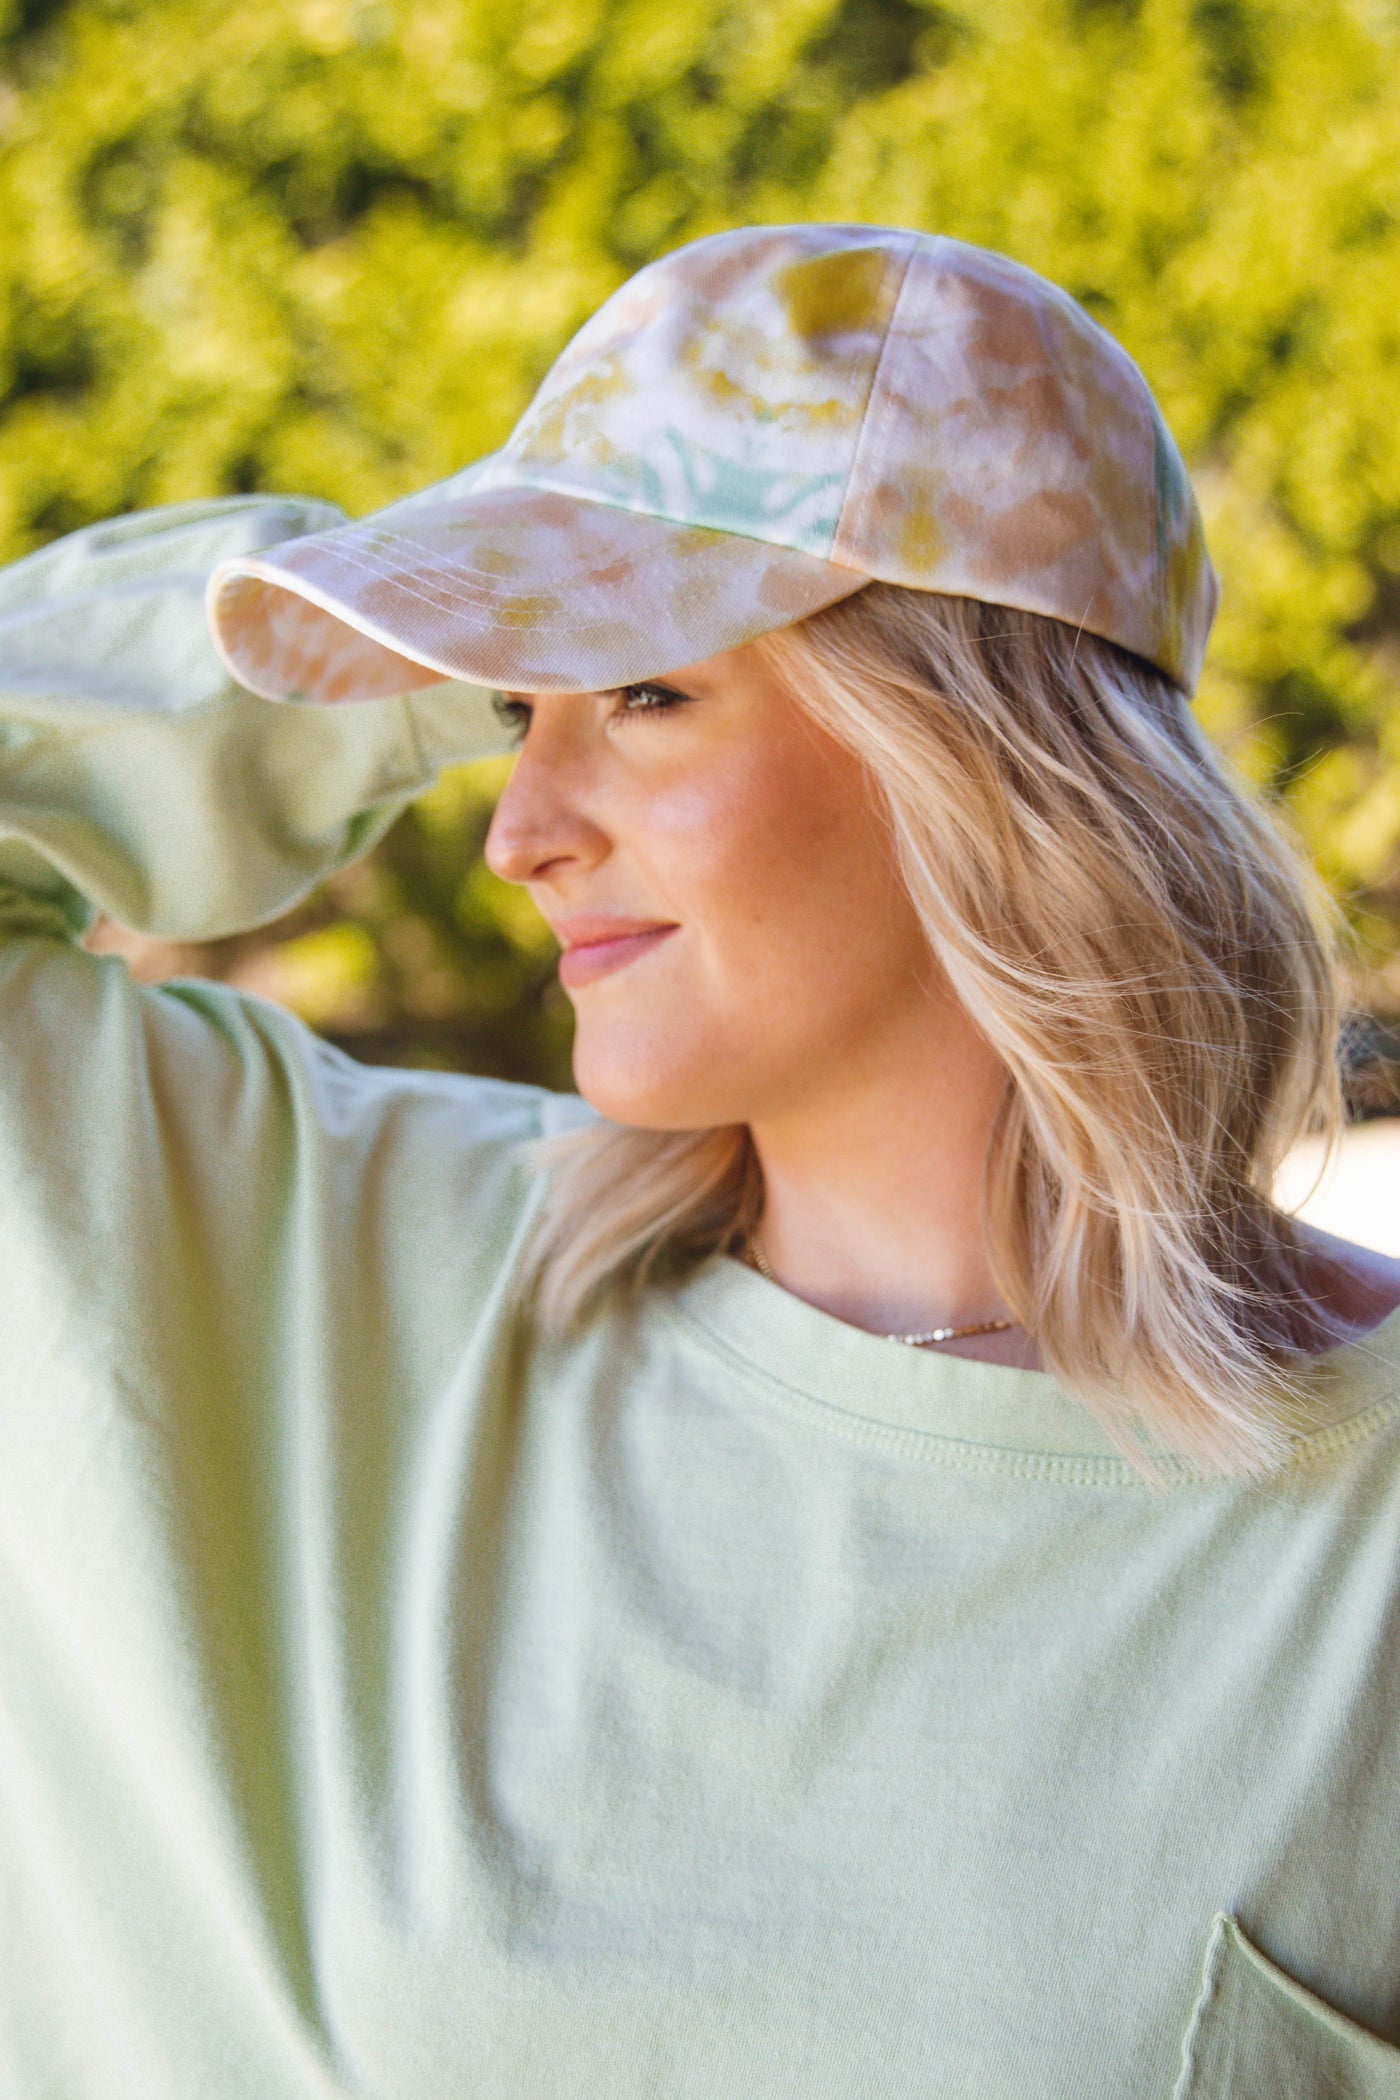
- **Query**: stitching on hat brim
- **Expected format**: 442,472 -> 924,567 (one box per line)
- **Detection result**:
213,494 -> 872,694
234,490 -> 864,590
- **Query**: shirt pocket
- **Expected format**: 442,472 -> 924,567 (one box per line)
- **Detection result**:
1174,1913 -> 1400,2099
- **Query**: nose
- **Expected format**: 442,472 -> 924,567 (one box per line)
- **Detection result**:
483,703 -> 609,887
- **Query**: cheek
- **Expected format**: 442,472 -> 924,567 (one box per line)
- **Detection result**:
569,732 -> 926,1122
644,745 -> 878,984
689,740 -> 915,992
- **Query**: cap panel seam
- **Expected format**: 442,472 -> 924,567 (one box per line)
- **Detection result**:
828,230 -> 922,569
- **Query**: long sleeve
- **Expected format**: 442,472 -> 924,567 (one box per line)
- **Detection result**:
0,500 -> 564,2099
0,496 -> 538,1473
0,494 -> 507,945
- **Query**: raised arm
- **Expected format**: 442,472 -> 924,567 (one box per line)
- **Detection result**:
0,495 -> 504,947
0,496 -> 520,1433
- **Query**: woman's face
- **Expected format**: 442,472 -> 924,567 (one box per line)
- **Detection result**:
483,642 -> 940,1130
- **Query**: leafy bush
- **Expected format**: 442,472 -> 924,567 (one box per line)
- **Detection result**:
4,0 -> 1398,1071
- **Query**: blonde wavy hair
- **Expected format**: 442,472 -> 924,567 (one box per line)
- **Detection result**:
517,583 -> 1345,1478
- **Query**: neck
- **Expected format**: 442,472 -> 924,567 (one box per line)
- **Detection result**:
745,993 -> 1034,1362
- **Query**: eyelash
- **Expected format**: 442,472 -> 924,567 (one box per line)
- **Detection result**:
491,683 -> 689,743
490,695 -> 531,742
618,681 -> 689,718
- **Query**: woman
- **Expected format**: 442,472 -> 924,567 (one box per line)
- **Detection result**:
2,224 -> 1398,2096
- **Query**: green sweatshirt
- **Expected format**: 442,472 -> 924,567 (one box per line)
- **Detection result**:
3,499 -> 1400,2100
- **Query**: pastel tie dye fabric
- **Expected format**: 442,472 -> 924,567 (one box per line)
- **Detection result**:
207,225 -> 1218,702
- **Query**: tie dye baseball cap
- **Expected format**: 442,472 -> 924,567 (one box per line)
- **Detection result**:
206,224 -> 1218,704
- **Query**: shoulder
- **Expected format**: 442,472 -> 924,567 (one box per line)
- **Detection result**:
164,971 -> 597,1154
0,938 -> 597,1196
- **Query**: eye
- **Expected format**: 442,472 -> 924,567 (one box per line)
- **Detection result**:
491,692 -> 532,744
615,680 -> 692,719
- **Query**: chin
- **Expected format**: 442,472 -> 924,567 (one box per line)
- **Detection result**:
570,1031 -> 743,1131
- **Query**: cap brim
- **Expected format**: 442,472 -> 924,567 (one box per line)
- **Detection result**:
206,484 -> 871,704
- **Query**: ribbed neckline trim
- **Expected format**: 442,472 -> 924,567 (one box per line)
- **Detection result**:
663,1251 -> 1400,1488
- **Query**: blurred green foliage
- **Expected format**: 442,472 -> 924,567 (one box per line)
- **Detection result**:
244,758 -> 577,1084
3,0 -> 1400,1074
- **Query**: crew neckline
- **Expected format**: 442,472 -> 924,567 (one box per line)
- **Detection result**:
664,1250 -> 1400,1486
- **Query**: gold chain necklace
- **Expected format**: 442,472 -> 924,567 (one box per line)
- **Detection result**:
744,1232 -> 1015,1349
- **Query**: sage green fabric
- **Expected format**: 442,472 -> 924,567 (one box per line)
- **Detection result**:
1174,1916 -> 1400,2099
3,502 -> 1400,2099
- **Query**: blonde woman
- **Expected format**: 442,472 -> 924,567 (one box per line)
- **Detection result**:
2,226 -> 1398,2097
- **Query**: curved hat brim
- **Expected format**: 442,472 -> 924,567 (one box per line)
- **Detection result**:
206,483 -> 871,705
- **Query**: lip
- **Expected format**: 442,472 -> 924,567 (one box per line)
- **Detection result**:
554,916 -> 679,990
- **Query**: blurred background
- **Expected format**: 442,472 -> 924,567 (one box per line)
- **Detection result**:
2,0 -> 1399,1131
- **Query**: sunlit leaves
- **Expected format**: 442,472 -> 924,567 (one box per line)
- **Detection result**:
6,0 -> 1400,1042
